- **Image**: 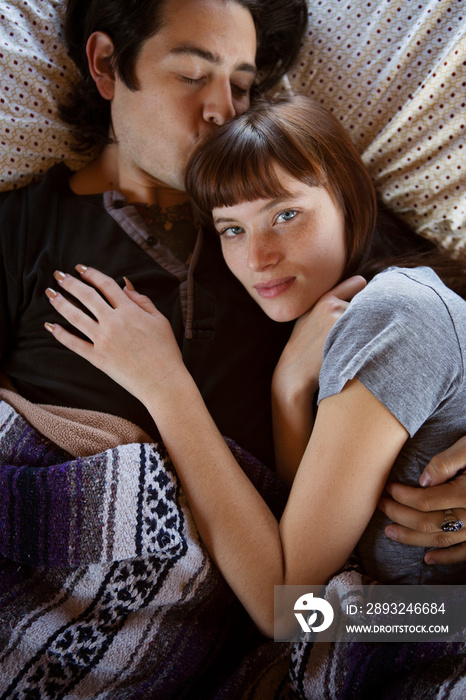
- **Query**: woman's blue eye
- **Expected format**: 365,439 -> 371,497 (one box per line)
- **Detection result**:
276,209 -> 297,223
221,226 -> 244,237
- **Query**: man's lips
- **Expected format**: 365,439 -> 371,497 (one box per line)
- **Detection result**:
253,277 -> 296,299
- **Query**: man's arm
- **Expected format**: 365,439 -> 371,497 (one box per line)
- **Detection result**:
378,437 -> 466,564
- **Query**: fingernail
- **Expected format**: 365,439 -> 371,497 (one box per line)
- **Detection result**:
75,264 -> 88,274
54,270 -> 66,282
424,553 -> 436,565
123,276 -> 135,291
44,322 -> 56,333
385,526 -> 398,540
45,287 -> 58,299
419,473 -> 432,487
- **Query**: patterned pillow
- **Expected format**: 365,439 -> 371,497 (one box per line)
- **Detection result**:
1,0 -> 465,255
287,0 -> 465,256
0,0 -> 88,191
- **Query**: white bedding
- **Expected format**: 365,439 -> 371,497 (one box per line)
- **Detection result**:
1,0 -> 465,254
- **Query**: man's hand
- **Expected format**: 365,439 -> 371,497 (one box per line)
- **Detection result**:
378,437 -> 466,565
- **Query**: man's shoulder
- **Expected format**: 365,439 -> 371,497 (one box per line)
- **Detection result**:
0,163 -> 88,258
0,162 -> 72,208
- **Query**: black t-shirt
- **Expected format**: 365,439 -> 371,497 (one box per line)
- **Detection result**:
0,164 -> 291,466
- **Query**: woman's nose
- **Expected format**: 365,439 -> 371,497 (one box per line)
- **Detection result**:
247,233 -> 281,271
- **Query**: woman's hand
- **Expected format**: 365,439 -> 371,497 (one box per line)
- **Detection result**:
271,275 -> 366,482
45,265 -> 186,405
272,275 -> 366,400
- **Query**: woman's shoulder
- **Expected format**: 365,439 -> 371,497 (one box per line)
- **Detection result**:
320,266 -> 466,435
367,265 -> 449,293
354,266 -> 466,323
328,264 -> 466,368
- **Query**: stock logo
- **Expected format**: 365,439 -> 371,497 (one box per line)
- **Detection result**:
294,592 -> 334,633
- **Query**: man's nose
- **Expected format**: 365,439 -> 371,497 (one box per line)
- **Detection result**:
247,233 -> 281,271
202,79 -> 236,126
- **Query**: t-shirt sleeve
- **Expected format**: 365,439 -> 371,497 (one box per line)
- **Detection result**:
318,269 -> 464,437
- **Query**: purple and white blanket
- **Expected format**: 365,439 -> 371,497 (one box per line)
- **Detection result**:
0,396 -> 465,699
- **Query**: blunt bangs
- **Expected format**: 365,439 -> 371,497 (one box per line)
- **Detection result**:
185,106 -> 326,230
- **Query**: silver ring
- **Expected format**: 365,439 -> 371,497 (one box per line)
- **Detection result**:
441,509 -> 464,533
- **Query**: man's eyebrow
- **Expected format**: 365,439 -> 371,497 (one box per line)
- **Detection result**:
169,44 -> 256,75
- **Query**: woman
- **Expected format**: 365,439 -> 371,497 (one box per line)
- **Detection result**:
44,96 -> 466,637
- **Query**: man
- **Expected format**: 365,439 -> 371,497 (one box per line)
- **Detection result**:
0,0 -> 308,469
0,0 -> 465,696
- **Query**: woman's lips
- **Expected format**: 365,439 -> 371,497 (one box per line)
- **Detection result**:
253,277 -> 296,299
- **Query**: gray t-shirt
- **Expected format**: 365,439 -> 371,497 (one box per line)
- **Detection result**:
318,266 -> 466,584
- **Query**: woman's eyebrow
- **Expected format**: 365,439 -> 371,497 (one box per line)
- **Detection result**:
169,44 -> 256,75
260,196 -> 292,213
213,215 -> 236,225
213,197 -> 292,225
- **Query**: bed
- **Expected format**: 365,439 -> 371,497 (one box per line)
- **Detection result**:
2,0 -> 464,254
1,1 -> 465,698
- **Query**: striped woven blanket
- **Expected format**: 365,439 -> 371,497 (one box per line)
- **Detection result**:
219,558 -> 466,700
0,395 -> 288,699
288,565 -> 466,700
1,394 -> 465,699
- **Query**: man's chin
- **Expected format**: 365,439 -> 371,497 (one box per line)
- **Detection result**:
149,172 -> 186,192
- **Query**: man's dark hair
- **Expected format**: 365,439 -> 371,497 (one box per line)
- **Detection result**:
59,0 -> 308,154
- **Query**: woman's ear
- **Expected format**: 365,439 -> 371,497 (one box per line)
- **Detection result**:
86,31 -> 116,100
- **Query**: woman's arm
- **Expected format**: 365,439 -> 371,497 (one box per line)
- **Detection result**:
45,267 -> 407,637
271,276 -> 366,483
145,371 -> 408,638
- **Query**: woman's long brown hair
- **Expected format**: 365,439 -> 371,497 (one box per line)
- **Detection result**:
185,95 -> 466,297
